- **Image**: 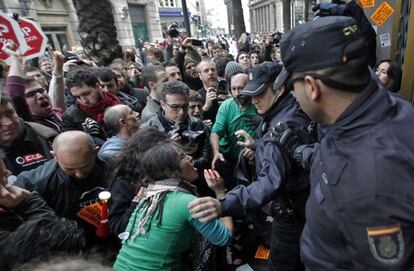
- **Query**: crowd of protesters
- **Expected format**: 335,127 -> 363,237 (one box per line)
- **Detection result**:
0,1 -> 412,271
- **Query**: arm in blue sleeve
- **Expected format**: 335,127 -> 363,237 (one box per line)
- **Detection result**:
220,140 -> 288,218
189,218 -> 232,246
296,143 -> 318,170
180,193 -> 232,246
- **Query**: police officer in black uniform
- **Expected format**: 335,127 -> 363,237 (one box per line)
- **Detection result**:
272,16 -> 414,269
189,62 -> 314,271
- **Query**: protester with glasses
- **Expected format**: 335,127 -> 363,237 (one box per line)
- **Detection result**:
3,43 -> 64,133
144,80 -> 213,196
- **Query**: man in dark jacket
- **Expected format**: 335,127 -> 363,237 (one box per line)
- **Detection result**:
189,62 -> 314,270
15,131 -> 108,224
0,151 -> 85,270
144,80 -> 212,196
197,60 -> 230,124
173,38 -> 203,91
269,16 -> 414,270
0,93 -> 54,175
111,67 -> 148,113
63,68 -> 120,142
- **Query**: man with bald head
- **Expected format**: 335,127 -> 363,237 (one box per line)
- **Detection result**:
15,131 -> 108,221
98,104 -> 140,161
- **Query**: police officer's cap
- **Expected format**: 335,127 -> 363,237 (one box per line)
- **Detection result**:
273,16 -> 370,91
242,62 -> 283,97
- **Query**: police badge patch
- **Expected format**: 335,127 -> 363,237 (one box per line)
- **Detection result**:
367,225 -> 404,264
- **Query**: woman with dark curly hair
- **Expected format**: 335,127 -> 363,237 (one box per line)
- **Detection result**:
113,141 -> 232,271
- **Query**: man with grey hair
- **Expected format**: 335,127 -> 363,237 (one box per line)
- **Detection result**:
98,104 -> 141,161
15,131 -> 108,224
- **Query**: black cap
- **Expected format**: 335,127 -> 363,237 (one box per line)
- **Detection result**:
275,16 -> 370,88
242,62 -> 283,97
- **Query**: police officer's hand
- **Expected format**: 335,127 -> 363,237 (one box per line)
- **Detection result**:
82,118 -> 101,136
242,148 -> 255,161
270,122 -> 302,164
243,115 -> 262,130
235,130 -> 255,150
0,184 -> 31,209
188,196 -> 222,223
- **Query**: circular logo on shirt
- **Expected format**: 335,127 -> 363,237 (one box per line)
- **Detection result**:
15,156 -> 25,165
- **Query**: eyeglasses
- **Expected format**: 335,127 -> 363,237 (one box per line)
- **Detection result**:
164,102 -> 189,112
25,88 -> 46,98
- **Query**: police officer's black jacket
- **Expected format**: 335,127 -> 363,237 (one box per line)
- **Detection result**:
300,79 -> 414,269
220,92 -> 313,218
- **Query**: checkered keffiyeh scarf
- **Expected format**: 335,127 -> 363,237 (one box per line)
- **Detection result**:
128,178 -> 215,271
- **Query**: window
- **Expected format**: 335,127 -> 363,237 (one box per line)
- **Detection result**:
42,27 -> 69,52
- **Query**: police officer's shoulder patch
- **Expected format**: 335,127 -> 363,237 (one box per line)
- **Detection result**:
367,225 -> 404,265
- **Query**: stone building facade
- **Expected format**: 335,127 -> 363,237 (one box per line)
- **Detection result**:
248,0 -> 323,34
0,0 -> 164,50
249,0 -> 283,33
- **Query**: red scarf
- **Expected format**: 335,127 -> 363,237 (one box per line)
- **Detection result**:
78,91 -> 120,123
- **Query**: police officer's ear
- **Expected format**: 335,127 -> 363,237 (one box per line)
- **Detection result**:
304,75 -> 322,102
273,84 -> 286,99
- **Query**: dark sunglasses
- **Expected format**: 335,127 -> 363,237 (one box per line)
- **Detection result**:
25,88 -> 46,98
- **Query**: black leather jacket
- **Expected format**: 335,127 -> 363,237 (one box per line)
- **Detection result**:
144,112 -> 212,170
